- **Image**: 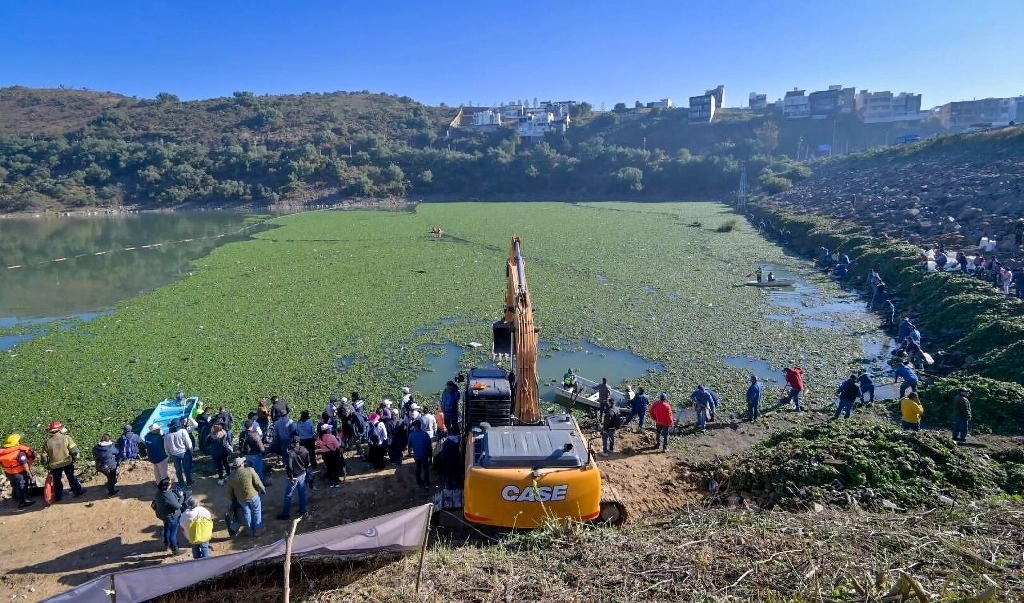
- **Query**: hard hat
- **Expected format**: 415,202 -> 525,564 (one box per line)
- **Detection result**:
402,387 -> 411,394
49,421 -> 63,432
150,423 -> 162,432
3,434 -> 21,447
340,397 -> 348,404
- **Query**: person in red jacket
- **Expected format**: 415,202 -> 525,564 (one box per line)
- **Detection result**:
649,393 -> 674,452
783,366 -> 806,412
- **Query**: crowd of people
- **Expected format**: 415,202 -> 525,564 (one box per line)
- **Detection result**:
1,384 -> 467,559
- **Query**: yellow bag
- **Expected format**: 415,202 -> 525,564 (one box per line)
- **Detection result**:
187,516 -> 214,544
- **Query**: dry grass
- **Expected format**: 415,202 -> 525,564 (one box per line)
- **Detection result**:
154,499 -> 1023,603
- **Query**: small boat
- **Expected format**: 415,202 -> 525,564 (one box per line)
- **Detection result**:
141,394 -> 201,433
744,279 -> 795,287
553,374 -> 630,411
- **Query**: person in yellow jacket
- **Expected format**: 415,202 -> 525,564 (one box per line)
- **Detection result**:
43,421 -> 85,501
1,434 -> 37,509
900,392 -> 924,431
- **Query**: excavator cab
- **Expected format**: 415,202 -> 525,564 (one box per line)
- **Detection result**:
492,319 -> 513,357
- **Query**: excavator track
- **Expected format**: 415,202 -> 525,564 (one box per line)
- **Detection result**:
597,480 -> 628,526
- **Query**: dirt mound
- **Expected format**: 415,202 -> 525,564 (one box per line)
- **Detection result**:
708,422 -> 1021,510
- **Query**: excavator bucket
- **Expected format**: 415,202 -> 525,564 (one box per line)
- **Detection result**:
492,320 -> 513,356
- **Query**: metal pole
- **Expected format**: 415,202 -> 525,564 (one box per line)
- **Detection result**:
283,516 -> 302,603
414,504 -> 434,591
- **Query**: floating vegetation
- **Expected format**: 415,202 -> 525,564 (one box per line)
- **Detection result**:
0,203 -> 876,446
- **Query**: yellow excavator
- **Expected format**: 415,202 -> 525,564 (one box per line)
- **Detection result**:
453,236 -> 626,528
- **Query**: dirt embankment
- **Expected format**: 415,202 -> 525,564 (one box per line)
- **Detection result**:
762,127 -> 1024,257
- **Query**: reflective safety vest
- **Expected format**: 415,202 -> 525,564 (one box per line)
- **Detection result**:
563,373 -> 575,387
0,445 -> 34,475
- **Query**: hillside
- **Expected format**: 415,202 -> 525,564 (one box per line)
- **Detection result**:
762,127 -> 1024,253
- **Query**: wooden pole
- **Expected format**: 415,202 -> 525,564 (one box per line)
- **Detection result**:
283,516 -> 302,603
414,504 -> 434,592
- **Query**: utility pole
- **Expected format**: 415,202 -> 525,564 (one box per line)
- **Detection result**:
737,163 -> 747,210
642,136 -> 647,152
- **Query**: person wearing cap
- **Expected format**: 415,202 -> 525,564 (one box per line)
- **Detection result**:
278,439 -> 310,520
690,386 -> 713,430
316,423 -> 344,488
623,387 -> 650,431
325,394 -> 339,420
238,419 -> 270,486
92,433 -> 121,497
401,387 -> 413,412
746,375 -> 763,421
595,377 -> 612,423
953,387 -> 972,443
164,418 -> 195,488
144,423 -> 170,483
366,413 -> 388,470
44,421 -> 85,501
226,456 -> 265,537
116,425 -> 144,461
1,434 -> 37,509
894,360 -> 919,399
153,478 -> 184,554
650,393 -> 674,451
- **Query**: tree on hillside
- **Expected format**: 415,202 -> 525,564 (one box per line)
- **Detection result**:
613,103 -> 627,113
155,92 -> 180,104
573,102 -> 593,119
615,166 -> 643,192
635,100 -> 644,109
755,121 -> 780,158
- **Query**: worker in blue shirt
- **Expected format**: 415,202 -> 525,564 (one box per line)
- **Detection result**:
894,361 -> 919,399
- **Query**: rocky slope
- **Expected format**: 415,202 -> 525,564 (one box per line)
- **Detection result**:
763,127 -> 1024,256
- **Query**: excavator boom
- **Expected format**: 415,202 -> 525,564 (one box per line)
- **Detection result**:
492,236 -> 540,424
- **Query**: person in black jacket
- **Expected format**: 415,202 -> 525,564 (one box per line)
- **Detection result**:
278,439 -> 309,520
92,433 -> 121,497
238,420 -> 270,485
833,375 -> 861,420
153,478 -> 184,554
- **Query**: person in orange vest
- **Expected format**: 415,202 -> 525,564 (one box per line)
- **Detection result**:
649,393 -> 674,452
1,433 -> 37,509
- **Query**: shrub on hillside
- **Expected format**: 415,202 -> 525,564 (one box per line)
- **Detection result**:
919,376 -> 1024,435
759,171 -> 793,194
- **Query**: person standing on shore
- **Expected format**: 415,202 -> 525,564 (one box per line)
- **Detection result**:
92,433 -> 121,497
238,419 -> 270,485
900,392 -> 924,430
833,375 -> 860,420
690,386 -> 714,429
144,424 -> 169,484
746,375 -> 763,421
623,387 -> 650,431
783,367 -> 806,412
163,418 -> 194,488
226,457 -> 265,537
953,387 -> 972,443
44,421 -> 85,501
650,393 -> 674,451
0,434 -> 37,509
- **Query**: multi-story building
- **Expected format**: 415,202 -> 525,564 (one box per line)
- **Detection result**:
471,110 -> 502,130
517,112 -> 570,140
748,93 -> 767,110
939,97 -> 1021,129
808,87 -> 842,119
647,98 -> 673,109
689,93 -> 717,123
855,90 -> 923,123
782,89 -> 810,119
705,85 -> 725,109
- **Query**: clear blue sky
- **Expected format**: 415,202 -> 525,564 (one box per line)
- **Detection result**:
2,0 -> 1022,108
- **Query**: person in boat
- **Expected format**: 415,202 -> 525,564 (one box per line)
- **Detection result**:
562,369 -> 577,392
766,271 -> 776,282
755,267 -> 763,282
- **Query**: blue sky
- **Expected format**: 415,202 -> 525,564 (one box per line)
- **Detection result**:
2,1 -> 1022,108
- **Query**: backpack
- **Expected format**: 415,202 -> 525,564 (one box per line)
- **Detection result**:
368,424 -> 384,446
120,435 -> 140,460
188,515 -> 214,544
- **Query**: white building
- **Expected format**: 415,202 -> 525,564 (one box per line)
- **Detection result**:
855,90 -> 923,123
782,89 -> 810,119
518,112 -> 569,139
689,94 -> 717,123
472,110 -> 502,128
648,98 -> 673,109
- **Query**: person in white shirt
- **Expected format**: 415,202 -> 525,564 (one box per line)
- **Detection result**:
419,405 -> 438,441
178,497 -> 214,558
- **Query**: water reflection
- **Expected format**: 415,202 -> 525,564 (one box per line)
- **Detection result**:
0,211 -> 269,318
412,340 -> 663,402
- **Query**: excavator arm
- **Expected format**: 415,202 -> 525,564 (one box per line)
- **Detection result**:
492,236 -> 541,424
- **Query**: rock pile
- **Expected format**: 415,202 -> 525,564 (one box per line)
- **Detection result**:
763,128 -> 1024,257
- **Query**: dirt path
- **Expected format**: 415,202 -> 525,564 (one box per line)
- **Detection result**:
3,397 -> 1014,601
